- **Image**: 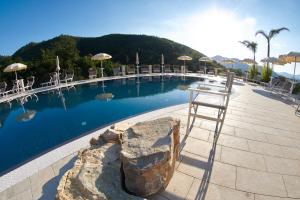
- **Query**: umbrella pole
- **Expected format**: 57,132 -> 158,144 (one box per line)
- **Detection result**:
15,71 -> 18,81
101,61 -> 103,77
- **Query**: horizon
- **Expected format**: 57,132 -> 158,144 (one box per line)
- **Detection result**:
1,0 -> 300,74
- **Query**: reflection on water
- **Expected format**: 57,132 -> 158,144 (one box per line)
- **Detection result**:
0,75 -> 219,174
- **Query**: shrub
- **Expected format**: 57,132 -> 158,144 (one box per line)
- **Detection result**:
293,83 -> 300,94
261,67 -> 273,82
248,65 -> 258,80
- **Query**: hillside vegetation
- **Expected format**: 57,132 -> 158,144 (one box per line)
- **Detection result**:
0,34 -> 223,83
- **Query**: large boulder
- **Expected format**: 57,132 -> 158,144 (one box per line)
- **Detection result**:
56,142 -> 143,200
120,117 -> 180,197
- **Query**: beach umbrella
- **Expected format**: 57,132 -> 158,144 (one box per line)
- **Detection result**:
222,59 -> 235,68
95,93 -> 114,101
16,110 -> 36,122
242,58 -> 257,65
279,52 -> 300,83
199,56 -> 212,71
92,53 -> 112,77
261,57 -> 285,70
3,63 -> 27,81
177,55 -> 192,67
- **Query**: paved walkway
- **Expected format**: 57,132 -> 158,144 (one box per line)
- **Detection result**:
1,83 -> 300,200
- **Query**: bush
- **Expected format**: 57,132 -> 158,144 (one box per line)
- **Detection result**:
261,67 -> 272,82
293,83 -> 300,94
248,65 -> 258,80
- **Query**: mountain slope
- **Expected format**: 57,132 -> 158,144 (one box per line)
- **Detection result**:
13,34 -> 204,65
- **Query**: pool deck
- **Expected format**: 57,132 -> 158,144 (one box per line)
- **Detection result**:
1,78 -> 300,199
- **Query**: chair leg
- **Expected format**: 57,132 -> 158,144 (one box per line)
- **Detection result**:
186,92 -> 193,135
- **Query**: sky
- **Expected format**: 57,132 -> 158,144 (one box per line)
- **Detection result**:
0,0 -> 299,74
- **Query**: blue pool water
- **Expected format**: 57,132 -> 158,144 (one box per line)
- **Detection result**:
0,75 -> 222,174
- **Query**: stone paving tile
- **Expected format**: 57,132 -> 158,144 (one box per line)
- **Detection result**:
177,151 -> 236,189
281,146 -> 300,160
220,124 -> 235,135
182,137 -> 221,160
212,133 -> 249,151
8,189 -> 32,200
221,146 -> 266,171
186,179 -> 254,200
282,175 -> 300,198
248,140 -> 283,157
235,127 -> 268,142
187,127 -> 211,141
264,156 -> 300,176
255,194 -> 293,200
236,167 -> 287,197
160,171 -> 194,200
266,134 -> 300,149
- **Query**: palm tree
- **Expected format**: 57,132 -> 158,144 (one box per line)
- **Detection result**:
255,27 -> 289,70
239,40 -> 257,76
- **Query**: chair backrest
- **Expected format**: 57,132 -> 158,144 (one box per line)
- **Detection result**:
113,67 -> 121,76
127,65 -> 135,72
164,64 -> 171,69
89,68 -> 97,75
26,76 -> 35,87
0,82 -> 7,92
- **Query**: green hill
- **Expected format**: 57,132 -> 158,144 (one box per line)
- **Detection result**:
0,34 -> 223,83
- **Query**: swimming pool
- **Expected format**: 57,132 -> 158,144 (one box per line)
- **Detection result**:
0,75 -> 226,174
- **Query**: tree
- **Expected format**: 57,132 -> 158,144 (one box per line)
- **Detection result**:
239,40 -> 257,77
255,27 -> 289,71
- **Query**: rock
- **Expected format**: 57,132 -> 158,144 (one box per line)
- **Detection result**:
56,143 -> 143,200
100,128 -> 122,143
120,117 -> 180,197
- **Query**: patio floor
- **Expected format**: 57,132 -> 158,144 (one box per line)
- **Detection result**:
1,82 -> 300,200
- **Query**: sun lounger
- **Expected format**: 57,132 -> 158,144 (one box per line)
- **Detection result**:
186,72 -> 234,137
127,65 -> 135,75
60,70 -> 74,83
113,66 -> 122,76
164,64 -> 172,73
41,72 -> 59,87
0,82 -> 8,97
152,64 -> 161,73
173,65 -> 180,73
24,76 -> 35,90
88,68 -> 97,79
140,65 -> 150,74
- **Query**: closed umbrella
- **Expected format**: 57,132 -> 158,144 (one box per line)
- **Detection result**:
279,52 -> 300,83
135,52 -> 140,77
4,63 -> 27,81
56,56 -> 60,85
92,53 -> 112,77
161,54 -> 165,73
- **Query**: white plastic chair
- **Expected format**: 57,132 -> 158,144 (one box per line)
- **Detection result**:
186,72 -> 234,138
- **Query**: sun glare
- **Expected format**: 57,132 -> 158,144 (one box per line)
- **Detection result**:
162,7 -> 257,59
